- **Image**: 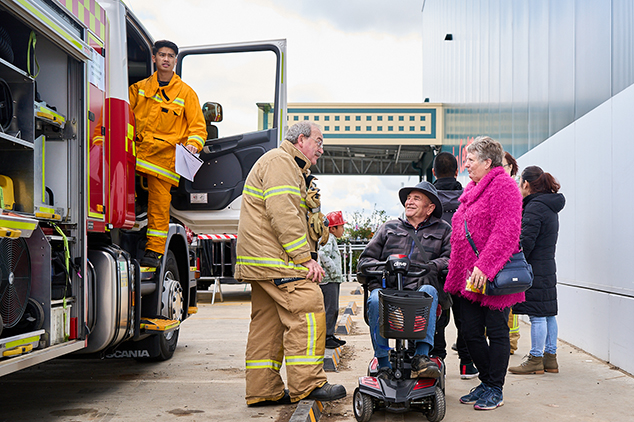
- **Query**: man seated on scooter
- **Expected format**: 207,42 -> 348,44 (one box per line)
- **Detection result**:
358,181 -> 452,379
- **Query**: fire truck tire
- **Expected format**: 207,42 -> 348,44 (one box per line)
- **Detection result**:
141,250 -> 182,361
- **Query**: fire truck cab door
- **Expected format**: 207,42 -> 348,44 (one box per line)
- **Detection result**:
170,40 -> 287,234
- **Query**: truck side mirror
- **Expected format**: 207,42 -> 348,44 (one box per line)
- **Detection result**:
202,102 -> 223,123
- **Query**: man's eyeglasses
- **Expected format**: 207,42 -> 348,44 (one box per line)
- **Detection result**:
307,136 -> 324,149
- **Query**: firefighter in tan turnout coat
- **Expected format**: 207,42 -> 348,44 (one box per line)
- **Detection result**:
236,121 -> 347,406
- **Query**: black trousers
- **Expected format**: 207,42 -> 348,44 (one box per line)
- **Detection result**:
319,282 -> 340,336
451,293 -> 473,364
459,296 -> 511,390
431,308 -> 450,359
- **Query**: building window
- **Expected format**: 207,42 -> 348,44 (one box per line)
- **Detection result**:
356,116 -> 361,121
335,126 -> 340,131
388,116 -> 394,121
356,126 -> 361,131
420,126 -> 426,131
388,126 -> 393,131
294,116 -> 299,121
420,116 -> 426,121
409,116 -> 415,121
366,126 -> 372,131
409,126 -> 415,131
377,126 -> 383,131
366,116 -> 372,121
345,116 -> 350,121
304,115 -> 309,120
399,126 -> 404,131
314,116 -> 320,121
378,116 -> 383,121
399,116 -> 404,121
325,126 -> 330,131
325,116 -> 330,121
335,116 -> 340,121
345,126 -> 350,131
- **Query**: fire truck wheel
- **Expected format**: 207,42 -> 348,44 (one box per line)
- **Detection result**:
155,250 -> 182,361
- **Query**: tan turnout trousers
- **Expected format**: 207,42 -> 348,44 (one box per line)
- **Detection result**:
245,278 -> 328,405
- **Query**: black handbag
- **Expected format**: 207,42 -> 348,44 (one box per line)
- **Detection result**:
464,220 -> 533,296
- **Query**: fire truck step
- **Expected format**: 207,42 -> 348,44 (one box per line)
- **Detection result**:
139,318 -> 180,332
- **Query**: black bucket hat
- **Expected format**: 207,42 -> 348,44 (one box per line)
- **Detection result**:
398,181 -> 443,218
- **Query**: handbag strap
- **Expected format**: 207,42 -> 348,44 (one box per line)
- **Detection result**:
464,220 -> 480,258
404,225 -> 430,262
464,219 -> 522,258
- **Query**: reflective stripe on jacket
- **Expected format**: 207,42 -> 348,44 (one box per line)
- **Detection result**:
129,73 -> 206,186
235,140 -> 315,280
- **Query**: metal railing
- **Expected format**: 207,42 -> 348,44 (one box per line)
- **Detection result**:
337,242 -> 369,282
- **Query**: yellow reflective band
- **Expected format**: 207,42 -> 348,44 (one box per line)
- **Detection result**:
243,185 -> 264,199
245,359 -> 282,370
187,135 -> 204,149
236,256 -> 308,271
173,97 -> 185,106
263,185 -> 301,200
306,312 -> 316,356
283,234 -> 308,253
138,89 -> 145,97
285,355 -> 324,366
151,94 -> 163,103
0,219 -> 37,231
136,159 -> 180,183
147,229 -> 168,238
127,124 -> 134,140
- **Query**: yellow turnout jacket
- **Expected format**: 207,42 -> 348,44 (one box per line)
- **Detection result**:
235,140 -> 316,280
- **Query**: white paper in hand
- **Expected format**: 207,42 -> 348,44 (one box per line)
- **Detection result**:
175,144 -> 204,182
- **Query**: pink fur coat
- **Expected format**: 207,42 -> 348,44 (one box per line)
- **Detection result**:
445,166 -> 525,310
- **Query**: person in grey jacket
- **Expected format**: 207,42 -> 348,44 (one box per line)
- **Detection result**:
358,181 -> 451,379
319,211 -> 347,349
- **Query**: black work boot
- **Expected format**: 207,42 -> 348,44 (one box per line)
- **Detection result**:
410,355 -> 441,378
248,390 -> 292,407
140,250 -> 162,267
306,382 -> 346,401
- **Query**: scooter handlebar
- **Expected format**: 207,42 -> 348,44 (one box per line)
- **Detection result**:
357,259 -> 430,278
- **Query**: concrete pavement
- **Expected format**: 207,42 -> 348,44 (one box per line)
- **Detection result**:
0,282 -> 632,421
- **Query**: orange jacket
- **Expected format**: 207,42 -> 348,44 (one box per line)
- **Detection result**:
129,72 -> 206,186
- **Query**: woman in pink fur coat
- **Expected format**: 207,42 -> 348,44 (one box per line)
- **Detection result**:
445,136 -> 523,411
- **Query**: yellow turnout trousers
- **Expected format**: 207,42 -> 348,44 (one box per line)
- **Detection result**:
146,175 -> 172,254
245,278 -> 328,405
509,309 -> 520,353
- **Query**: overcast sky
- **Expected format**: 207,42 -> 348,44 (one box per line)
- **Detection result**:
125,0 -> 426,219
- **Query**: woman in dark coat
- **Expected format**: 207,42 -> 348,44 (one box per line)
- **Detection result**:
509,166 -> 565,375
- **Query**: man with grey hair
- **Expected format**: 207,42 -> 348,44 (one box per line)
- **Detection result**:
236,121 -> 346,406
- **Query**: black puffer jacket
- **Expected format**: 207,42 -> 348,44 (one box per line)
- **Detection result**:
357,216 -> 452,309
513,192 -> 566,317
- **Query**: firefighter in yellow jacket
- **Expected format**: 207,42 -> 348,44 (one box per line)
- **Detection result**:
129,40 -> 206,267
236,121 -> 347,406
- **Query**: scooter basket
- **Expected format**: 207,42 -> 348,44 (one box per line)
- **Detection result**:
379,289 -> 433,339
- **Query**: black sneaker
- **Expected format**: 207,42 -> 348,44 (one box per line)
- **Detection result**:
410,355 -> 440,378
140,250 -> 162,267
325,336 -> 341,349
332,336 -> 346,346
306,382 -> 347,401
248,390 -> 292,407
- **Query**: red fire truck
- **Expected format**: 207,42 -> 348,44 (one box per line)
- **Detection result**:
0,0 -> 286,375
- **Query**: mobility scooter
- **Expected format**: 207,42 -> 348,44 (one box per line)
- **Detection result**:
354,254 -> 446,422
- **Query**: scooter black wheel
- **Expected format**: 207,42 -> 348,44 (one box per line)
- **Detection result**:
426,386 -> 446,422
353,387 -> 373,422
